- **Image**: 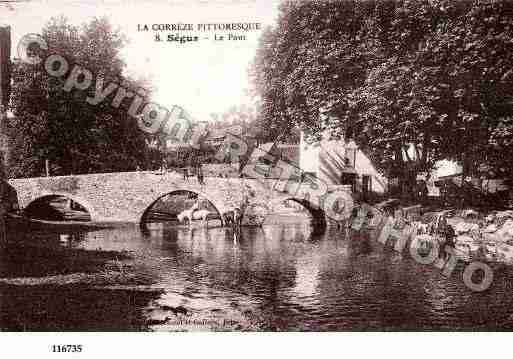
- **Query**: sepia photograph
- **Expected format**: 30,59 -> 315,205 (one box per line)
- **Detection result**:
1,0 -> 513,347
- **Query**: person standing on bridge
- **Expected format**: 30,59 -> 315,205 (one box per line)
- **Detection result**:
197,164 -> 204,185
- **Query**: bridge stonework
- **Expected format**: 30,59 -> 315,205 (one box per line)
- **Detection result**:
8,171 -> 354,226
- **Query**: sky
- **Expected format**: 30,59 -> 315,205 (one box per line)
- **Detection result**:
0,0 -> 280,121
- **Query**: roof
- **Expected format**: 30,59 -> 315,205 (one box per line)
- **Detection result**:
436,172 -> 464,180
204,128 -> 226,140
341,167 -> 358,174
204,125 -> 248,141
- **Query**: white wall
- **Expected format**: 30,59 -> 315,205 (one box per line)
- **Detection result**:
299,132 -> 319,175
299,131 -> 388,193
353,149 -> 388,193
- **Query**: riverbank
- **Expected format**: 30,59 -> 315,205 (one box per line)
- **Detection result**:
367,202 -> 513,265
5,213 -> 118,232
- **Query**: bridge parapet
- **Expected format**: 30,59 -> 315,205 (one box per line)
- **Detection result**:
8,171 -> 354,226
9,171 -> 267,223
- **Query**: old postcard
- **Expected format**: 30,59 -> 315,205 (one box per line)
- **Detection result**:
1,0 -> 513,353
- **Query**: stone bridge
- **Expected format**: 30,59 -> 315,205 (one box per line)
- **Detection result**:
8,171 -> 354,227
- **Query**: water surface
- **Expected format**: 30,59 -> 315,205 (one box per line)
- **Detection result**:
2,216 -> 513,331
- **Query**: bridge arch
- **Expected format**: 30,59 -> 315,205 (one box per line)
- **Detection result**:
23,192 -> 98,221
284,198 -> 327,232
139,189 -> 225,224
267,197 -> 327,234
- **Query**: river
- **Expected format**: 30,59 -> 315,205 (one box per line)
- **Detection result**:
2,215 -> 513,331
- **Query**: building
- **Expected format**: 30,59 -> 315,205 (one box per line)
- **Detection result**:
159,112 -> 388,197
299,131 -> 388,195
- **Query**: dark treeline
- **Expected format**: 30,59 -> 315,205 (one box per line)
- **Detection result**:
7,16 -> 153,178
250,0 -> 513,196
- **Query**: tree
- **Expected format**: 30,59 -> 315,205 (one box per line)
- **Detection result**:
7,16 -> 152,177
251,0 -> 513,198
250,0 -> 378,143
348,0 -> 513,183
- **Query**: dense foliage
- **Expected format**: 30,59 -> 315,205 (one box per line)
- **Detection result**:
250,0 -> 513,187
7,16 -> 152,177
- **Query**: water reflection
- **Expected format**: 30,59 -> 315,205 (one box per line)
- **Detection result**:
3,217 -> 513,331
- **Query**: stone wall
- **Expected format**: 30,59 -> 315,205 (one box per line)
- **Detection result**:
9,170 -> 354,226
202,164 -> 240,178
